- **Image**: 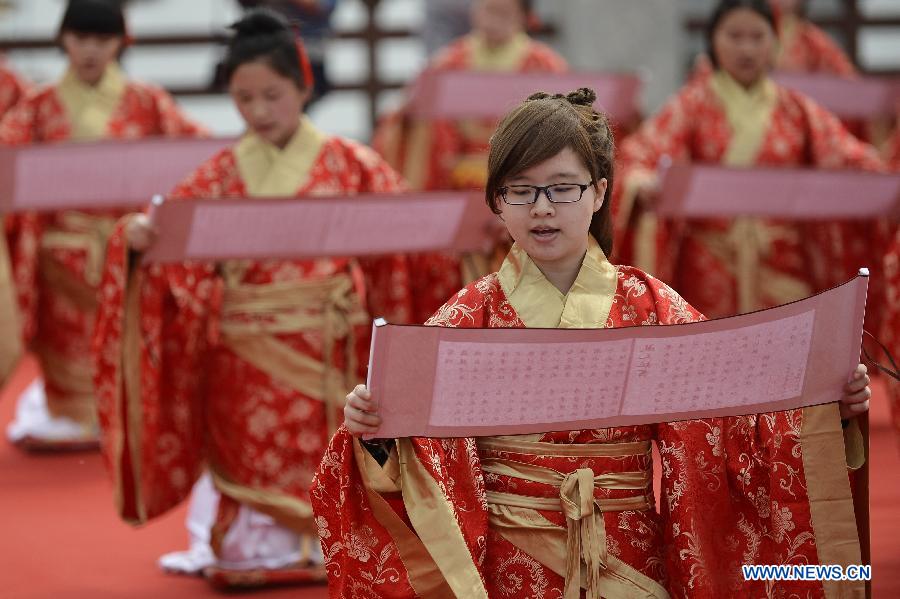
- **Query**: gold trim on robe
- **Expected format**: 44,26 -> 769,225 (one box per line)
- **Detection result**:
56,63 -> 127,141
800,403 -> 866,599
398,438 -> 491,599
120,246 -> 146,522
0,235 -> 23,385
352,439 -> 457,598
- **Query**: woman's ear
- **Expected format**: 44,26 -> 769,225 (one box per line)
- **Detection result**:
297,86 -> 313,111
593,178 -> 608,212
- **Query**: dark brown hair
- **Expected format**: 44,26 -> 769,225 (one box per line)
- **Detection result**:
706,0 -> 777,68
223,9 -> 309,90
485,88 -> 615,257
58,0 -> 126,37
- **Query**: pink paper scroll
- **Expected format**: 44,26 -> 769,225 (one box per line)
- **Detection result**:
655,163 -> 900,219
773,72 -> 900,120
0,137 -> 231,212
364,273 -> 868,438
143,191 -> 501,263
407,70 -> 642,123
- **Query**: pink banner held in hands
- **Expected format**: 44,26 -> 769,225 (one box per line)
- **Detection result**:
656,163 -> 900,219
143,191 -> 502,263
0,137 -> 232,212
364,273 -> 868,439
407,70 -> 642,123
773,71 -> 900,120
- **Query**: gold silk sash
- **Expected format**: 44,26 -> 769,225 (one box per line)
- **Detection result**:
40,211 -> 118,292
695,220 -> 812,313
218,273 -> 367,436
477,438 -> 669,599
352,439 -> 457,597
37,212 -> 116,426
56,63 -> 127,141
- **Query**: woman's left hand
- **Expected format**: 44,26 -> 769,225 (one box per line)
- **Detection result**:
840,363 -> 871,420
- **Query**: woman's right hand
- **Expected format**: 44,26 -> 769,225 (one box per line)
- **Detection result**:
125,213 -> 158,252
344,384 -> 382,436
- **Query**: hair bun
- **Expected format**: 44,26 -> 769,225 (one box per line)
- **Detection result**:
566,87 -> 597,107
527,88 -> 597,107
230,8 -> 291,38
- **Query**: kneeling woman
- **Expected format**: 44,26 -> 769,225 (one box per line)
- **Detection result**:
312,89 -> 871,598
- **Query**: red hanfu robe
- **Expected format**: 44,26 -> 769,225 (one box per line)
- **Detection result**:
92,119 -> 407,564
879,143 -> 900,443
0,63 -> 27,119
617,71 -> 884,320
777,15 -> 857,77
311,238 -> 865,598
0,64 -> 204,434
373,32 -> 567,323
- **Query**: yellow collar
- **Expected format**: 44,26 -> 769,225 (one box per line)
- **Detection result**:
234,116 -> 326,196
56,62 -> 127,140
498,237 -> 617,328
710,69 -> 777,166
467,32 -> 530,71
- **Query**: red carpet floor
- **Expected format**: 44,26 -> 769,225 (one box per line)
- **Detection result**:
1,356 -> 898,597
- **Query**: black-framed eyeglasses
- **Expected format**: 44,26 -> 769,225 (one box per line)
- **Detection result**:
498,182 -> 595,205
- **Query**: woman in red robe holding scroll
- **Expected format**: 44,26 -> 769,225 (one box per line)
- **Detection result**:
373,0 -> 567,323
92,9 -> 408,588
616,0 -> 883,320
312,86 -> 872,598
0,0 -> 204,451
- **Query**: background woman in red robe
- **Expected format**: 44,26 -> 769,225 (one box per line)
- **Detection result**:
313,86 -> 872,598
0,0 -> 204,451
373,0 -> 568,323
616,0 -> 884,320
92,8 -> 408,588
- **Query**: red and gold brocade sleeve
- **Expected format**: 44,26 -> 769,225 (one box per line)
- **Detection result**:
311,282 -> 495,598
885,125 -> 900,170
0,98 -> 41,357
614,88 -> 699,279
640,274 -> 866,598
0,67 -> 27,119
802,25 -> 857,77
617,88 -> 697,227
795,92 -> 890,337
91,164 -> 223,524
335,139 -> 418,325
144,85 -> 208,138
520,40 -> 568,72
